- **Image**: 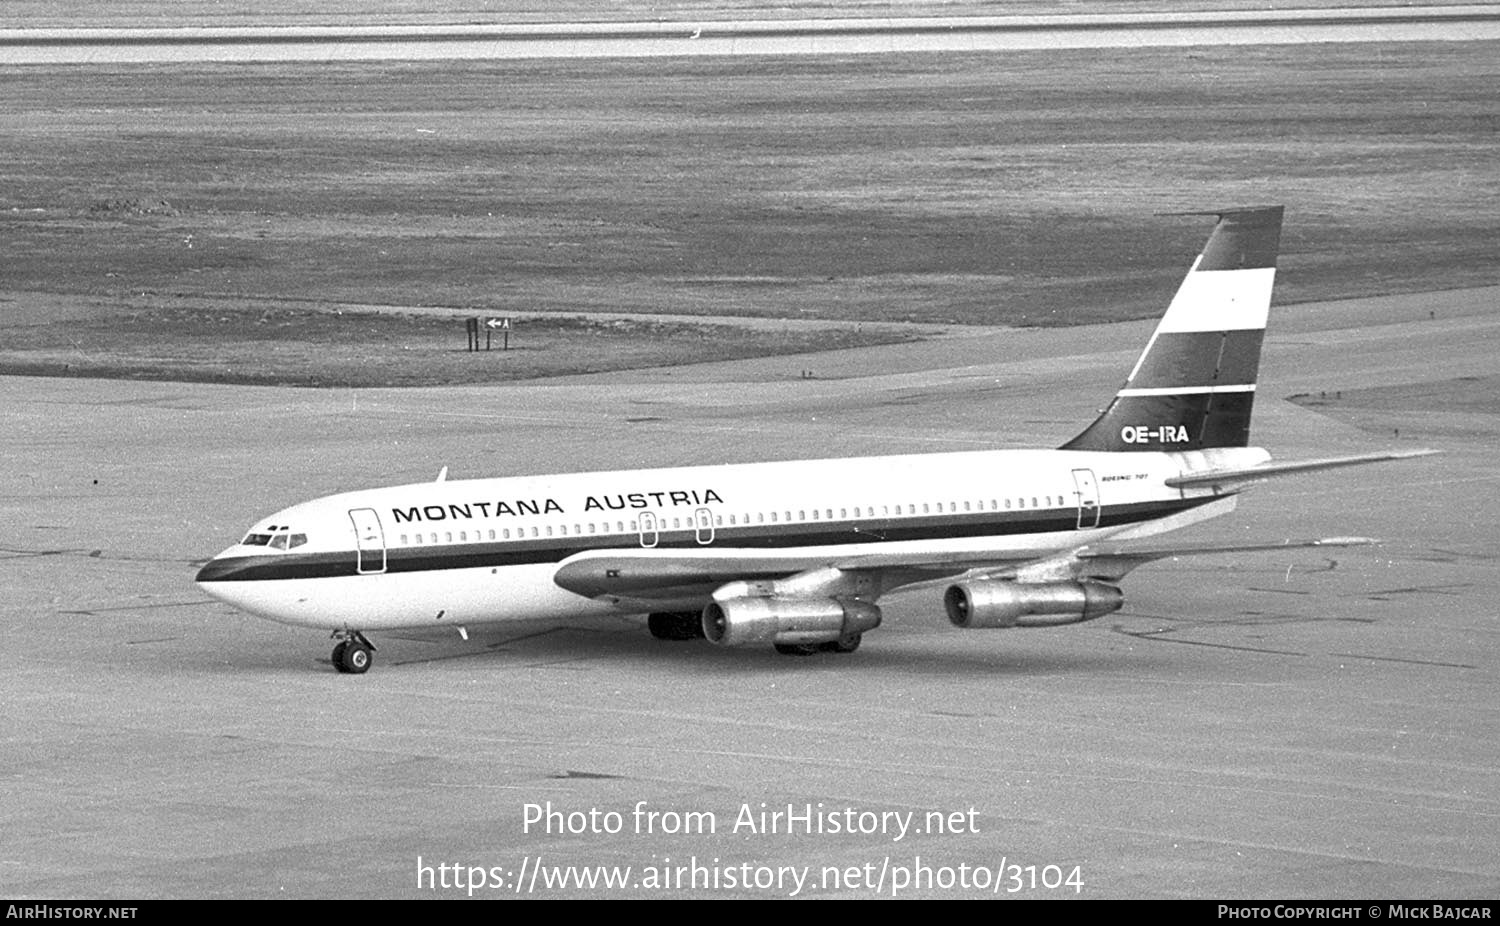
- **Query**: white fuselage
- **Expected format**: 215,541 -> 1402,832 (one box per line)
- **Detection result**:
195,445 -> 1263,632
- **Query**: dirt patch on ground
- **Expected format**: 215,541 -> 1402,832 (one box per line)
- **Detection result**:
0,301 -> 918,387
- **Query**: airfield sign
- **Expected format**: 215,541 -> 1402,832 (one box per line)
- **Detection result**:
467,316 -> 513,351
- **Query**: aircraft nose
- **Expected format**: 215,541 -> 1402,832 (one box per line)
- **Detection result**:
195,557 -> 239,583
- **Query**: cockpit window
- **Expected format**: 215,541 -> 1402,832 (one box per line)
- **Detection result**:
244,530 -> 307,550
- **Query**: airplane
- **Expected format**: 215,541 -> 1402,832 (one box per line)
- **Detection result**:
195,205 -> 1432,673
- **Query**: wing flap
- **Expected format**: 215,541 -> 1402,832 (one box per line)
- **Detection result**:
1077,536 -> 1377,581
939,536 -> 1378,587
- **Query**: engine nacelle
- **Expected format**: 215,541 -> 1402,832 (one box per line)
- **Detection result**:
702,597 -> 882,647
944,579 -> 1123,629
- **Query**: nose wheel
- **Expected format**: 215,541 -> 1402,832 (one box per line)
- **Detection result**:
331,631 -> 375,674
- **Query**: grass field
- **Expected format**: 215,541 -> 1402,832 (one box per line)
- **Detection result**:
2,41 -> 1496,386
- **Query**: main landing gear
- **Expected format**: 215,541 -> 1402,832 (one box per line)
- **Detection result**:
647,611 -> 705,642
774,634 -> 862,657
647,612 -> 861,656
331,630 -> 376,674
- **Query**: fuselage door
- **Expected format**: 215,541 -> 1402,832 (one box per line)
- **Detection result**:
348,507 -> 387,574
1072,468 -> 1101,529
694,507 -> 715,545
638,511 -> 659,549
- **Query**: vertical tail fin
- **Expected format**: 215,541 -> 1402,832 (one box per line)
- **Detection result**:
1061,206 -> 1283,453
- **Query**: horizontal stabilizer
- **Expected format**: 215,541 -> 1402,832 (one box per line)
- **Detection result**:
1166,448 -> 1437,491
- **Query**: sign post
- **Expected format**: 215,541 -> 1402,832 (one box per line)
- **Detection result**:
485,316 -> 512,351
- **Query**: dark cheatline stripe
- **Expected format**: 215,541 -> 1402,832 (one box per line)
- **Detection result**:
1129,329 -> 1264,388
195,497 -> 1212,583
1060,391 -> 1254,452
1196,206 -> 1283,271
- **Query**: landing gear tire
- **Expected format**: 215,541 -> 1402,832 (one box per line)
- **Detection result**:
338,642 -> 372,674
774,643 -> 820,656
820,634 -> 862,654
648,611 -> 704,641
331,631 -> 376,674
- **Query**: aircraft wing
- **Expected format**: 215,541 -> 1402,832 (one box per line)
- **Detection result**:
1072,535 -> 1375,581
898,536 -> 1378,590
1166,449 -> 1437,492
554,534 -> 1376,606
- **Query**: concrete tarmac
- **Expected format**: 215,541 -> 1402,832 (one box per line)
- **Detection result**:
1,286 -> 1496,898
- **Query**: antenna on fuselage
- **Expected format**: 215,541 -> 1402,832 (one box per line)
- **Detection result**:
435,466 -> 448,482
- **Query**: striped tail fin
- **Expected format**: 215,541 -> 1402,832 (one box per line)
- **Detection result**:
1061,206 -> 1283,453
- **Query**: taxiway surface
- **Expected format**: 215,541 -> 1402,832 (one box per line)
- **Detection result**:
1,286 -> 1496,898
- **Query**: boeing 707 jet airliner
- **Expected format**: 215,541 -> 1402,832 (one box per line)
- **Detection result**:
196,206 -> 1429,673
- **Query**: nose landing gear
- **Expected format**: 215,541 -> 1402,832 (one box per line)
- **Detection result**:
331,631 -> 376,674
